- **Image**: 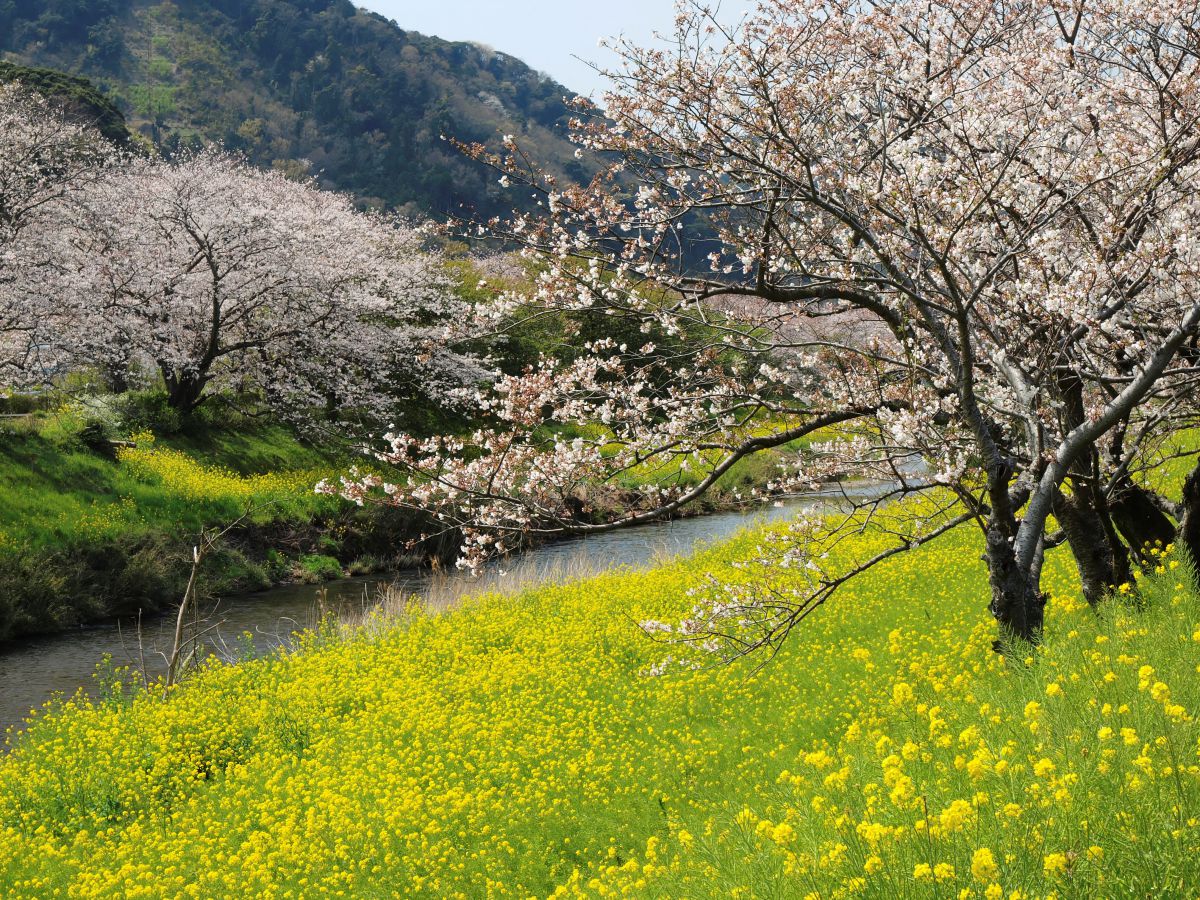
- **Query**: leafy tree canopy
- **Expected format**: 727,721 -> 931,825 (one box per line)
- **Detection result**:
0,61 -> 129,145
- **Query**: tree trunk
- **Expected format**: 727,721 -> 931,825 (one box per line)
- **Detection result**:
162,367 -> 207,414
1053,486 -> 1131,606
1047,370 -> 1133,604
986,519 -> 1045,646
1179,459 -> 1200,576
1109,477 -> 1177,566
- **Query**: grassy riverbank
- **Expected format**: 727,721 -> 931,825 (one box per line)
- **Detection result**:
1,493 -> 1197,897
0,407 -> 374,642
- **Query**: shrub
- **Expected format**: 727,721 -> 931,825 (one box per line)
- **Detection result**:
347,555 -> 385,577
0,392 -> 42,415
295,554 -> 342,584
113,390 -> 183,435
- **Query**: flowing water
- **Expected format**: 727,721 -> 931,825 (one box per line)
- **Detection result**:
0,487 -> 876,733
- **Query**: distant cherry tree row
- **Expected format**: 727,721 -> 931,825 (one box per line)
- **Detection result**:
0,83 -> 484,432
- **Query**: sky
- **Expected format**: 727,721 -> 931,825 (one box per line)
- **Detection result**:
356,1 -> 681,98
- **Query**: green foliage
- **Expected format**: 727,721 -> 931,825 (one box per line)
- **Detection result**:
346,554 -> 384,576
111,389 -> 183,434
0,392 -> 46,416
0,60 -> 130,144
0,531 -> 186,640
263,548 -> 291,581
295,553 -> 342,584
0,0 -> 591,218
124,81 -> 174,119
448,254 -> 742,394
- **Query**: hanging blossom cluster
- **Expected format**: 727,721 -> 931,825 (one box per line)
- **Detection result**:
319,335 -> 831,570
338,0 -> 1200,647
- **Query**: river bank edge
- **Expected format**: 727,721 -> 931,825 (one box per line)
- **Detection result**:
0,480 -> 788,647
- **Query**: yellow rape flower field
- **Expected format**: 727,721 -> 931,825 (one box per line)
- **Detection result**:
117,435 -> 328,512
1,507 -> 1199,898
0,424 -> 338,552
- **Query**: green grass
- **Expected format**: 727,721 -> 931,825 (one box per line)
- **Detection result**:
295,554 -> 344,583
0,409 -> 353,640
0,415 -> 337,551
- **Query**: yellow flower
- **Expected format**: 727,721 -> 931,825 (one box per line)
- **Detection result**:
937,799 -> 975,833
734,807 -> 757,827
913,862 -> 933,881
971,847 -> 999,882
1043,853 -> 1069,877
769,822 -> 796,845
934,862 -> 955,881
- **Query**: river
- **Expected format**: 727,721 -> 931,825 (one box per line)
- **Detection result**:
0,490 -> 868,734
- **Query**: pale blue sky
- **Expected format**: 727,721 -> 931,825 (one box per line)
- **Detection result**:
356,1 -> 681,97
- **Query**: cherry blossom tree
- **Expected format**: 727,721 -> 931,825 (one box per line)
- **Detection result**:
63,149 -> 485,429
338,0 -> 1200,650
0,84 -> 114,389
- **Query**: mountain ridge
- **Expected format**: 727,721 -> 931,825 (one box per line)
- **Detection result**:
0,0 -> 592,217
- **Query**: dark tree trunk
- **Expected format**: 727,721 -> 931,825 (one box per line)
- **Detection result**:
1048,370 -> 1132,605
1180,459 -> 1200,576
162,368 -> 207,414
986,519 -> 1045,645
1054,486 -> 1131,607
1109,477 -> 1177,565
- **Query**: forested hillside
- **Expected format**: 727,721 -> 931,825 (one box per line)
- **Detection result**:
0,61 -> 130,144
0,0 -> 591,216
